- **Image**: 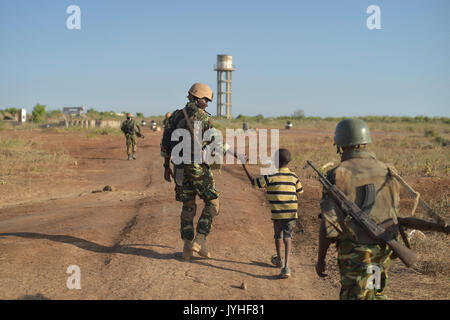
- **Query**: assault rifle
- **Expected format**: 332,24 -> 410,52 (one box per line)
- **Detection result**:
307,160 -> 417,268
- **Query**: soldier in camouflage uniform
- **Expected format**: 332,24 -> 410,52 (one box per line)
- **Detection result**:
316,119 -> 401,300
161,83 -> 241,261
121,113 -> 142,160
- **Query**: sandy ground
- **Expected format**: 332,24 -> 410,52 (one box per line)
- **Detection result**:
0,128 -> 447,300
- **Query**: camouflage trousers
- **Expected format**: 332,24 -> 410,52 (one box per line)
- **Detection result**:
337,239 -> 393,300
174,164 -> 220,241
125,134 -> 137,155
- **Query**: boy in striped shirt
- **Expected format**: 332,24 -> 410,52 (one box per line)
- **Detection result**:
242,149 -> 303,279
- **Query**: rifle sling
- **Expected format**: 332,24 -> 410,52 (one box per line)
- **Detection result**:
182,107 -> 195,134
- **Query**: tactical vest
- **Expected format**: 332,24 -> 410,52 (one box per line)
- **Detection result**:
122,120 -> 136,135
322,151 -> 400,244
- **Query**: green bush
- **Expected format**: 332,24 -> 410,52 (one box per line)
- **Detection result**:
4,107 -> 18,115
32,103 -> 46,123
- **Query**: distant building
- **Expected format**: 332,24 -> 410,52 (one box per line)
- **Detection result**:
63,107 -> 85,117
18,108 -> 27,124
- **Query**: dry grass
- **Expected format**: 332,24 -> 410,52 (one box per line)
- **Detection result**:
410,195 -> 450,276
0,137 -> 73,182
40,126 -> 123,139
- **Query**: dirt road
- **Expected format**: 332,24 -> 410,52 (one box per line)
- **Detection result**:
0,129 -> 337,300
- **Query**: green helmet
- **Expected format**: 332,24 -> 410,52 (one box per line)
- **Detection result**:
334,118 -> 372,147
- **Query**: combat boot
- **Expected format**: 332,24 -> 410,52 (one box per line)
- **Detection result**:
132,153 -> 136,160
183,239 -> 193,261
127,155 -> 131,160
191,233 -> 211,258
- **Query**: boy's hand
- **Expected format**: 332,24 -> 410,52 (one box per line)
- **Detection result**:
315,259 -> 328,278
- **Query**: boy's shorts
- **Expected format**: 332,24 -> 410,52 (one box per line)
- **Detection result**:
273,218 -> 297,240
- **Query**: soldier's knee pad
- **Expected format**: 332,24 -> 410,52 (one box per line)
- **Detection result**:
181,200 -> 197,221
204,198 -> 219,217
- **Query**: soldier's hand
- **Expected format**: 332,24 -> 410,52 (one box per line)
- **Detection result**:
164,167 -> 174,182
315,259 -> 328,278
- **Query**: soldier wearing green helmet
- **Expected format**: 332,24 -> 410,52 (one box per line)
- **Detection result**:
334,118 -> 372,150
316,118 -> 402,300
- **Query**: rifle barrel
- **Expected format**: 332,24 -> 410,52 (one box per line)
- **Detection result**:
307,160 -> 332,188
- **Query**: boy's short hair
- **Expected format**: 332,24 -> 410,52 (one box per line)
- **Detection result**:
275,148 -> 291,167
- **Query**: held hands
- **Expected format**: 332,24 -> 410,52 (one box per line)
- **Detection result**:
234,152 -> 248,164
225,149 -> 248,164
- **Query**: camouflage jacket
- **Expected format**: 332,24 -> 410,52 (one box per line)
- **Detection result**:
320,150 -> 400,245
160,102 -> 215,162
121,119 -> 141,136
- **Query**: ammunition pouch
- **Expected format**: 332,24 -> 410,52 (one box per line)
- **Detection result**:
174,165 -> 185,187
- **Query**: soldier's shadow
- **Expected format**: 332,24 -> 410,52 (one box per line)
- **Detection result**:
191,259 -> 280,280
0,232 -> 279,280
0,232 -> 177,260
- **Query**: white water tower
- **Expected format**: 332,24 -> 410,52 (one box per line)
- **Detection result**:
214,54 -> 235,119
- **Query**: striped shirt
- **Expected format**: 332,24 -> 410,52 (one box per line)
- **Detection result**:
254,167 -> 303,219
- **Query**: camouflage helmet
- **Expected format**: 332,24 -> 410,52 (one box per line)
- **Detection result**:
334,118 -> 372,147
188,83 -> 214,102
127,113 -> 133,118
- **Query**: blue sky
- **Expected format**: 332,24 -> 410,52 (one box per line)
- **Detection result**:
1,0 -> 449,117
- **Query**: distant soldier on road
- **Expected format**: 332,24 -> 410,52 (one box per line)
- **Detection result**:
121,113 -> 142,160
160,82 -> 243,261
242,121 -> 249,131
316,118 -> 402,300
